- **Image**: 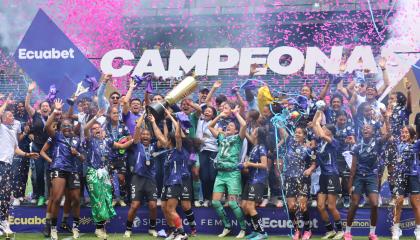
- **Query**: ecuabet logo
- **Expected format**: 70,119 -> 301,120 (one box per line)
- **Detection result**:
17,48 -> 75,60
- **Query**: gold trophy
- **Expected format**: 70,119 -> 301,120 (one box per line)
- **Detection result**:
67,81 -> 89,105
147,76 -> 197,121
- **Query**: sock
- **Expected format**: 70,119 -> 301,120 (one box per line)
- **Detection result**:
303,211 -> 310,231
289,211 -> 297,230
345,226 -> 351,233
335,220 -> 343,231
228,201 -> 246,230
177,227 -> 185,234
212,200 -> 231,229
370,226 -> 376,234
51,218 -> 58,228
174,215 -> 182,229
96,221 -> 105,229
183,209 -> 196,229
251,214 -> 265,234
62,213 -> 69,224
324,222 -> 333,232
416,225 -> 420,231
393,223 -> 400,229
244,214 -> 253,234
126,220 -> 133,231
149,219 -> 157,230
46,212 -> 51,225
73,218 -> 80,229
168,226 -> 176,235
193,180 -> 203,201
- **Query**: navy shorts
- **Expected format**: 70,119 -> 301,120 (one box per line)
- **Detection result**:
406,175 -> 420,195
50,170 -> 81,189
284,176 -> 310,198
161,184 -> 182,201
352,175 -> 378,195
242,183 -> 266,202
130,175 -> 158,202
319,174 -> 341,195
181,177 -> 192,201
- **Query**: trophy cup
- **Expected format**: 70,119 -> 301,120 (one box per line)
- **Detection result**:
147,76 -> 197,121
67,81 -> 89,105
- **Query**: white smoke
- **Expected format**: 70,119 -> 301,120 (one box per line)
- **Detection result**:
380,0 -> 420,98
0,1 -> 41,53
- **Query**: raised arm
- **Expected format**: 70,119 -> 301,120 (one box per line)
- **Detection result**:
133,113 -> 146,143
205,80 -> 222,106
232,105 -> 246,140
148,114 -> 168,147
377,58 -> 389,96
97,74 -> 111,112
165,108 -> 182,150
0,93 -> 12,119
208,112 -> 226,138
234,91 -> 246,116
84,108 -> 105,140
405,78 -> 412,113
123,79 -> 137,115
313,109 -> 332,143
45,99 -> 63,137
174,119 -> 182,151
318,78 -> 331,100
188,100 -> 202,118
25,82 -> 36,117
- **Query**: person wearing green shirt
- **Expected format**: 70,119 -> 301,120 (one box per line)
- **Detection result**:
208,105 -> 247,239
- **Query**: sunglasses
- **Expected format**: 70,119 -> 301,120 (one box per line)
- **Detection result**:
61,125 -> 73,129
111,96 -> 120,100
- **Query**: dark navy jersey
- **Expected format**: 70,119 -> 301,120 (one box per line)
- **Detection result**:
325,107 -> 353,125
51,132 -> 81,172
248,144 -> 268,184
390,105 -> 410,136
84,137 -> 114,169
396,140 -> 420,176
316,138 -> 340,175
133,142 -> 157,180
105,122 -> 130,162
355,117 -> 382,140
181,152 -> 195,179
335,125 -> 355,153
163,148 -> 188,186
351,137 -> 383,176
283,138 -> 314,177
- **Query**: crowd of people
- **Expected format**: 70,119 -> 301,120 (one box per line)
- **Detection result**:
0,63 -> 419,240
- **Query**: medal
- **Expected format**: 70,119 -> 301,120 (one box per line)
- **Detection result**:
146,160 -> 151,166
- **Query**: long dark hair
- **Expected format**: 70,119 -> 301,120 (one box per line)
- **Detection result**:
403,125 -> 416,140
255,127 -> 267,147
167,132 -> 202,154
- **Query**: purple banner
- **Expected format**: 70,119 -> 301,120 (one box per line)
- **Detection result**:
9,207 -> 415,237
13,9 -> 100,100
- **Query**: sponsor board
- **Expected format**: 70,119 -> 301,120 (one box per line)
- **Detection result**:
9,207 -> 414,236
